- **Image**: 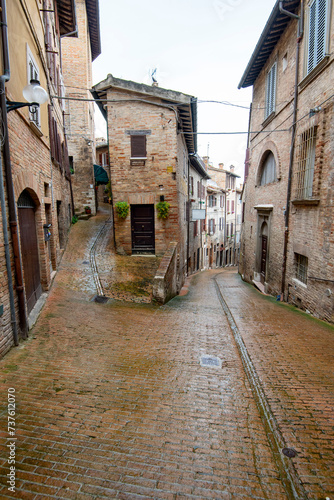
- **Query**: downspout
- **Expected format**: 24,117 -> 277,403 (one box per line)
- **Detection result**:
0,0 -> 28,339
280,1 -> 303,298
186,158 -> 190,275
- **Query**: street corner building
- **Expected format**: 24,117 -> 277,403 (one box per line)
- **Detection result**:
0,0 -> 100,357
238,0 -> 334,323
92,75 -> 198,302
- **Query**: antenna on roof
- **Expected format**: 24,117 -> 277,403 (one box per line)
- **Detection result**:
151,68 -> 158,86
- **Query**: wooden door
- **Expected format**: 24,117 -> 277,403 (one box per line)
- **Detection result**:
261,235 -> 267,284
18,206 -> 42,313
131,204 -> 155,253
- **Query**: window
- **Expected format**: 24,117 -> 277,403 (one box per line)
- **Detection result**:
99,152 -> 109,166
194,221 -> 198,237
260,152 -> 276,185
227,200 -> 230,212
265,62 -> 277,119
295,127 -> 317,199
189,176 -> 194,196
27,45 -> 40,127
131,135 -> 146,158
295,254 -> 308,284
307,0 -> 329,74
231,200 -> 235,213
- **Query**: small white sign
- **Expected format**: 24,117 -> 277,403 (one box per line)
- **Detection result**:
192,209 -> 206,220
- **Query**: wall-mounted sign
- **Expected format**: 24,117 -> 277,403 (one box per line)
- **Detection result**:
125,130 -> 152,135
130,159 -> 145,166
192,209 -> 206,220
167,166 -> 173,173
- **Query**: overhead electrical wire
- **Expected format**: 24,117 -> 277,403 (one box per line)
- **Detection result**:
50,91 -> 334,137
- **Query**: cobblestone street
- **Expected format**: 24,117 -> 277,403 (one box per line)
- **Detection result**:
0,209 -> 333,499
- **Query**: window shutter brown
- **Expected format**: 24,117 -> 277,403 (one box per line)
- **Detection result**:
131,135 -> 146,158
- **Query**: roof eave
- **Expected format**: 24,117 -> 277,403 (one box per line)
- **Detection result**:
85,0 -> 101,61
238,0 -> 300,89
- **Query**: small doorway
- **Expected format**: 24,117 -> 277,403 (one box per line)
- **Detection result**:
131,204 -> 155,254
260,222 -> 268,284
18,190 -> 42,314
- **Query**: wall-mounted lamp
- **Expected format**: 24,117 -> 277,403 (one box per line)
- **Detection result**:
6,79 -> 48,113
159,185 -> 164,190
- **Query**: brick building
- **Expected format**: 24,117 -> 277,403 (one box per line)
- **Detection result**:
205,160 -> 242,268
188,154 -> 210,274
238,0 -> 334,322
0,0 -> 76,356
61,0 -> 101,215
92,75 -> 198,296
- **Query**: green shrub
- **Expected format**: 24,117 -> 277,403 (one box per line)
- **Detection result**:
115,201 -> 130,219
156,201 -> 170,219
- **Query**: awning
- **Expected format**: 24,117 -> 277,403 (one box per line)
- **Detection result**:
94,164 -> 109,185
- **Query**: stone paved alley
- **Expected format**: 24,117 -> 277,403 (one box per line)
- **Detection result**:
0,208 -> 333,499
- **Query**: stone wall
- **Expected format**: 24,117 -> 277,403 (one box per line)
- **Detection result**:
152,242 -> 179,304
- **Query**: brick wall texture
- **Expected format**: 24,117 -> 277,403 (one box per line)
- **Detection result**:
61,0 -> 96,215
0,0 -> 74,357
239,3 -> 334,323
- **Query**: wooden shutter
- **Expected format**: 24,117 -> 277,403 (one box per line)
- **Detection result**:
266,62 -> 277,118
307,0 -> 328,74
131,135 -> 146,157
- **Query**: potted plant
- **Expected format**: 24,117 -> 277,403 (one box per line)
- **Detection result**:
156,201 -> 170,219
115,201 -> 130,219
84,206 -> 91,214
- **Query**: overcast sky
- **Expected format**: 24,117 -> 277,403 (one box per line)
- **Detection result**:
92,0 -> 276,181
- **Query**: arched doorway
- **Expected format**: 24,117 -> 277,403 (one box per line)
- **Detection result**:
18,190 -> 42,314
260,222 -> 268,284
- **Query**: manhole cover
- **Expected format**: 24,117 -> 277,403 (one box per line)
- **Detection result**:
200,355 -> 222,368
282,448 -> 298,458
94,295 -> 109,304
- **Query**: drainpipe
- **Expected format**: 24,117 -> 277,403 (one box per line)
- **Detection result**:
0,0 -> 28,338
280,1 -> 303,298
186,158 -> 190,275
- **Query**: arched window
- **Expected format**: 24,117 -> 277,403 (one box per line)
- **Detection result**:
260,152 -> 276,186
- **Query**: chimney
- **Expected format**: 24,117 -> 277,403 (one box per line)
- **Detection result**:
152,82 -> 159,87
218,163 -> 224,170
229,165 -> 235,172
202,156 -> 209,168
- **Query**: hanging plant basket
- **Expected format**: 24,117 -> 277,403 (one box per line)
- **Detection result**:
156,201 -> 170,219
115,201 -> 130,219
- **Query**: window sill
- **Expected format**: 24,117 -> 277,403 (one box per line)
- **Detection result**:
292,278 -> 307,289
29,120 -> 43,138
299,55 -> 330,90
130,157 -> 147,160
262,111 -> 276,129
291,198 -> 320,206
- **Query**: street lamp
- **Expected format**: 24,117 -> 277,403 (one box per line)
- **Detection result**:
6,79 -> 48,113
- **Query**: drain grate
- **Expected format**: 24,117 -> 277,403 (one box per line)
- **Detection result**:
200,355 -> 222,368
94,295 -> 109,304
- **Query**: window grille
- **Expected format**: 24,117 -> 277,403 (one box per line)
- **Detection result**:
295,254 -> 308,284
307,0 -> 328,74
265,62 -> 277,118
295,126 -> 317,199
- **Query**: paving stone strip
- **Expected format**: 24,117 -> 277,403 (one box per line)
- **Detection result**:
215,270 -> 334,500
213,276 -> 306,500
